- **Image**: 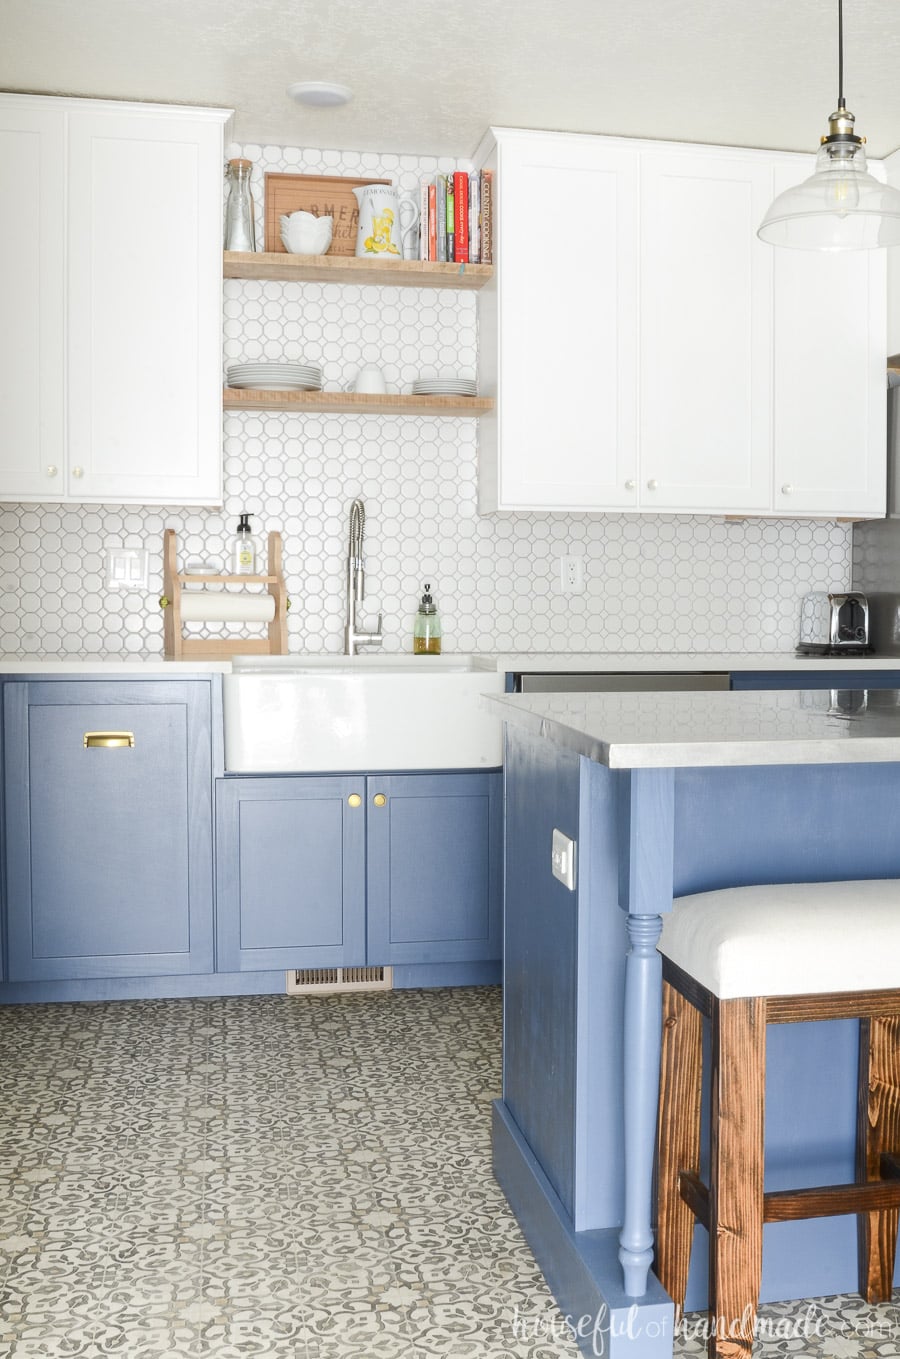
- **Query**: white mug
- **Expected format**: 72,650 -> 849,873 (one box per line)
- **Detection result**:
398,195 -> 420,260
353,185 -> 418,260
354,363 -> 387,394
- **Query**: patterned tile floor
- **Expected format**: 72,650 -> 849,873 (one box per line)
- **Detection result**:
0,985 -> 896,1358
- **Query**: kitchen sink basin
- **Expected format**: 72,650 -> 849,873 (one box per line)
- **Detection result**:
223,653 -> 505,771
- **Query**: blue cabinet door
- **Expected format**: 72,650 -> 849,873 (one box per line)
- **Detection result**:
731,669 -> 900,689
4,680 -> 214,981
215,776 -> 366,971
366,771 -> 502,966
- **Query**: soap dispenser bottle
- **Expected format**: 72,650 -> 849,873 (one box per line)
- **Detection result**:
232,512 -> 257,575
413,583 -> 441,655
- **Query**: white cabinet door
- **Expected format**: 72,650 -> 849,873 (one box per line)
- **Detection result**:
0,105 -> 66,500
771,159 -> 886,519
479,130 -> 639,511
67,106 -> 225,504
0,94 -> 228,506
639,150 -> 773,512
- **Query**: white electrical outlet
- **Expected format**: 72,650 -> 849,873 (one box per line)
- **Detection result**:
105,547 -> 150,592
558,556 -> 585,594
551,828 -> 577,891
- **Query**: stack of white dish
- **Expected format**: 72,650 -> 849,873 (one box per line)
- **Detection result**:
227,362 -> 322,391
411,377 -> 477,397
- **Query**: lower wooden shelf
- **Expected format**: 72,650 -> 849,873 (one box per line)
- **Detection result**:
223,388 -> 494,416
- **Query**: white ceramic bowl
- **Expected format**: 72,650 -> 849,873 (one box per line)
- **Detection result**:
279,211 -> 333,256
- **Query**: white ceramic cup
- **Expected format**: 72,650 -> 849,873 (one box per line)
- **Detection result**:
398,196 -> 420,260
354,363 -> 387,395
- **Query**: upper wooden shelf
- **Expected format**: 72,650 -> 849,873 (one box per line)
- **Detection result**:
223,251 -> 493,290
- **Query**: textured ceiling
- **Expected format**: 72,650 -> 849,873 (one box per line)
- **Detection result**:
4,0 -> 900,159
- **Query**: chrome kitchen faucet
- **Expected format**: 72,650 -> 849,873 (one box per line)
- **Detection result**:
344,498 -> 383,656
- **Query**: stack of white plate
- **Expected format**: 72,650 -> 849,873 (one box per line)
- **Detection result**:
227,362 -> 322,391
411,377 -> 477,397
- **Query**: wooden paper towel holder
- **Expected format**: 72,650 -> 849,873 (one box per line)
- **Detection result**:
161,528 -> 289,660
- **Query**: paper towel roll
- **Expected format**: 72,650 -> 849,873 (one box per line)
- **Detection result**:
180,591 -> 276,623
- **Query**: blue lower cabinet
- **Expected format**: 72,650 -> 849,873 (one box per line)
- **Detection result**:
366,772 -> 502,966
4,680 -> 214,982
215,776 -> 366,971
731,669 -> 900,689
215,770 -> 501,972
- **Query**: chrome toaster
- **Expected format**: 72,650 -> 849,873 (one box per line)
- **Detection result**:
797,590 -> 871,656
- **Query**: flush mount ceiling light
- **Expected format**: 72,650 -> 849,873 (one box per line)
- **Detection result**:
758,0 -> 900,250
287,81 -> 353,108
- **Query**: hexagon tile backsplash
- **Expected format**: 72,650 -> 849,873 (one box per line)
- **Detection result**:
0,139 -> 852,660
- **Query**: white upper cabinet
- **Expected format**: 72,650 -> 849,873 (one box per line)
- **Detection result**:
477,130 -> 639,511
0,105 -> 66,498
771,157 -> 886,518
639,150 -> 773,512
477,128 -> 887,518
0,94 -> 231,506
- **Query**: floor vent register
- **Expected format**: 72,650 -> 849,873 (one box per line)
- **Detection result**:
286,966 -> 394,995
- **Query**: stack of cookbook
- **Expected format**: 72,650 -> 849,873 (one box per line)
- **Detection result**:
419,169 -> 493,264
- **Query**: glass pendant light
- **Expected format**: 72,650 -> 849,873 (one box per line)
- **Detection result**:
758,0 -> 900,250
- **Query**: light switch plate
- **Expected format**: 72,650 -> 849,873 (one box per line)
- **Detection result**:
551,828 -> 576,891
106,547 -> 150,592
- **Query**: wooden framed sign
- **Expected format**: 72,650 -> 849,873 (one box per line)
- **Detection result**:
264,172 -> 391,254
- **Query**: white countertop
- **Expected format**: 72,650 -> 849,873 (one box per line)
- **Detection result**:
0,650 -> 898,675
489,651 -> 900,673
0,658 -> 232,674
485,687 -> 900,768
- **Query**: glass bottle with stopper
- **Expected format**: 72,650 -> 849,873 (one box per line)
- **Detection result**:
413,583 -> 441,655
224,158 -> 256,252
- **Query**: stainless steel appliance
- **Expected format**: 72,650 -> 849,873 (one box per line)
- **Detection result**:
513,672 -> 730,693
796,590 -> 870,656
851,382 -> 900,655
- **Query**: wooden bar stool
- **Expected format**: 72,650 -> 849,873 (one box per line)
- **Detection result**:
654,879 -> 900,1359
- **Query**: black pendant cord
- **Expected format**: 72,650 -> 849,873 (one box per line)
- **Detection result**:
838,0 -> 845,110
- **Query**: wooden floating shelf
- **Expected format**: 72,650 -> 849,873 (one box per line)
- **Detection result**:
223,388 -> 494,416
224,250 -> 493,290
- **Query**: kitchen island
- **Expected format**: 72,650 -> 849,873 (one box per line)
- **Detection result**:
485,686 -> 900,1358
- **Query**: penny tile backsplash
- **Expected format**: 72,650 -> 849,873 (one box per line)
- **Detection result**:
0,141 -> 851,659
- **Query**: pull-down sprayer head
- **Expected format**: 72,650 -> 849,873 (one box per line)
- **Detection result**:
348,497 -> 366,601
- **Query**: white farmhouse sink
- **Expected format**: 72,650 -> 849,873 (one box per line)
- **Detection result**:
223,654 -> 505,771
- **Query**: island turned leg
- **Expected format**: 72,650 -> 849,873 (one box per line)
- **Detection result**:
619,910 -> 664,1297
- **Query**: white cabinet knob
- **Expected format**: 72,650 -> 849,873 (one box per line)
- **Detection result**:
624,479 -> 635,491
781,483 -> 793,495
72,466 -> 84,479
646,478 -> 658,491
45,465 -> 58,478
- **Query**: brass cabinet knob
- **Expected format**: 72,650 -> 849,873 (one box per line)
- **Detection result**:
45,465 -> 58,478
347,793 -> 362,808
72,466 -> 84,479
373,793 -> 387,807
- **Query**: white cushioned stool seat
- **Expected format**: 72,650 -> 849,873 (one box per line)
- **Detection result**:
659,878 -> 900,999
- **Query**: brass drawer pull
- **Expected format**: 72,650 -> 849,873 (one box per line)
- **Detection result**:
347,793 -> 362,808
373,793 -> 387,807
84,732 -> 135,749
